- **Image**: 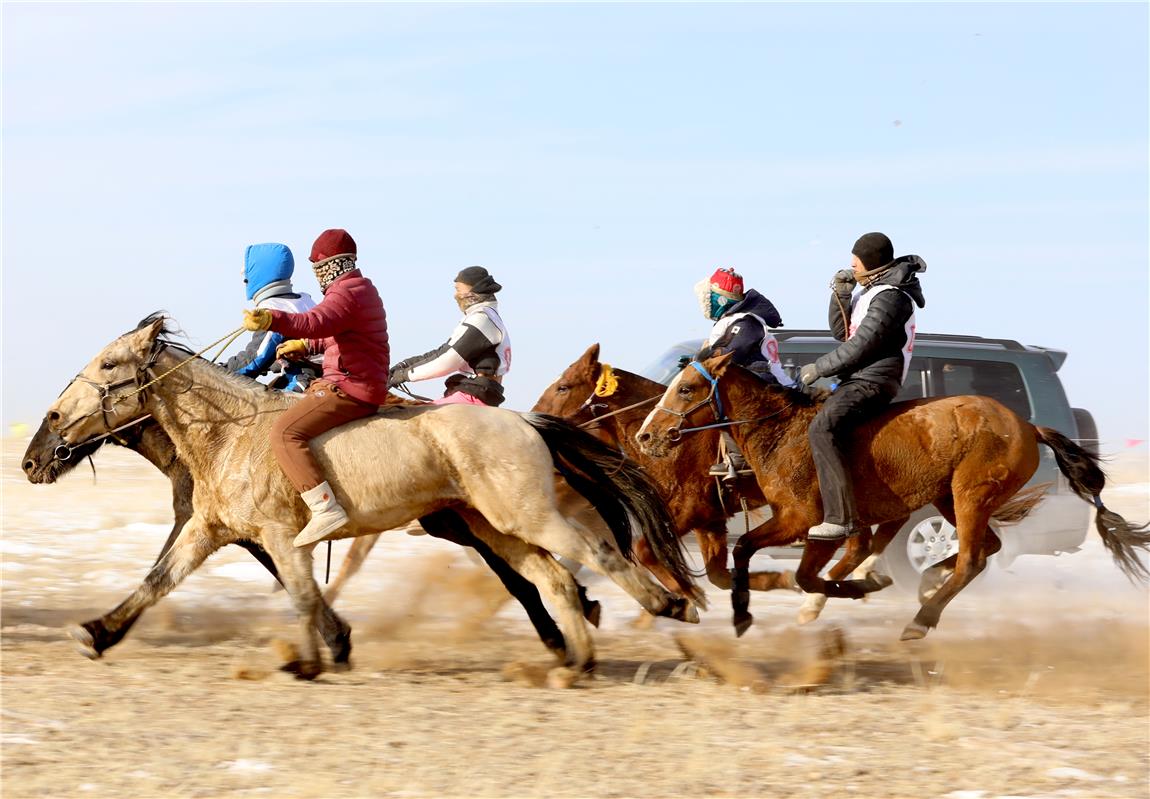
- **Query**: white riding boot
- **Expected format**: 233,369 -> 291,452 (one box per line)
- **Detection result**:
293,481 -> 350,548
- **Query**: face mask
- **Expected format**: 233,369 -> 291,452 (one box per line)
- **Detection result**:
694,279 -> 734,321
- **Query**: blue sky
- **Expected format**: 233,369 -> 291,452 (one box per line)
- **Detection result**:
3,2 -> 1147,448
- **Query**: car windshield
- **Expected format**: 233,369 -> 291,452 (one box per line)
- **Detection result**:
640,340 -> 702,385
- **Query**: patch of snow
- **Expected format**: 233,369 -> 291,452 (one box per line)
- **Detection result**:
1045,766 -> 1105,782
220,759 -> 274,773
211,561 -> 277,583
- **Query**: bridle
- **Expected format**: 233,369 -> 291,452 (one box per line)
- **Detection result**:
648,360 -> 790,441
571,363 -> 661,430
51,326 -> 245,457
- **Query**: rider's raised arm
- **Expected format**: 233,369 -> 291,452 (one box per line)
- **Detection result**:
267,288 -> 355,340
828,293 -> 850,342
814,289 -> 913,379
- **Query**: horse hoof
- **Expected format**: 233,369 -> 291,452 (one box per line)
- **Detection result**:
279,660 -> 324,680
733,613 -> 754,638
585,600 -> 602,629
68,625 -> 100,660
900,622 -> 930,641
546,666 -> 582,689
796,608 -> 820,626
865,573 -> 894,592
328,659 -> 353,674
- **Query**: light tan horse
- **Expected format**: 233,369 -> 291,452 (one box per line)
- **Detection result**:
46,317 -> 700,680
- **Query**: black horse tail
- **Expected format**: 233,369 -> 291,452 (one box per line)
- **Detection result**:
1035,426 -> 1150,582
521,412 -> 705,607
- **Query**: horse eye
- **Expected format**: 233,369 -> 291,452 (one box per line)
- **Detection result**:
556,385 -> 569,394
678,385 -> 692,396
101,361 -> 116,370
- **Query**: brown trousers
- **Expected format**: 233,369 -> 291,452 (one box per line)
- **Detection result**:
270,380 -> 379,493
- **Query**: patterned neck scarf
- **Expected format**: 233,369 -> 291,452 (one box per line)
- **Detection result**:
313,256 -> 358,293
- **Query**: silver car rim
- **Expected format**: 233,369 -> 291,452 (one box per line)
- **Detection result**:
906,516 -> 959,573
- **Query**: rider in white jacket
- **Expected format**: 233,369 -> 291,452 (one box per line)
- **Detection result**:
388,266 -> 511,407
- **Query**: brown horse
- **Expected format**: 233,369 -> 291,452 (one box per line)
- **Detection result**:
636,353 -> 1150,640
532,344 -> 880,604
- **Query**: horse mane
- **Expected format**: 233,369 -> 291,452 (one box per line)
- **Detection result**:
131,311 -> 284,397
727,364 -> 828,407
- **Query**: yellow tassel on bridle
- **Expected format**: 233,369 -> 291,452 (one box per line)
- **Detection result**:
594,364 -> 619,398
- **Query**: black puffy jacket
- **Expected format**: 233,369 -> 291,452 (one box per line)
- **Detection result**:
814,255 -> 926,394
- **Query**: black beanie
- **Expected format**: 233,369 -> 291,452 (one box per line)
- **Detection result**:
851,233 -> 894,271
455,265 -> 502,294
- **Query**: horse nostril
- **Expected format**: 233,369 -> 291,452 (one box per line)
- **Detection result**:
23,459 -> 35,473
48,410 -> 61,424
637,432 -> 651,443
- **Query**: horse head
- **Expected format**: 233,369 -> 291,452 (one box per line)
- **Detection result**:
532,343 -> 605,421
21,415 -> 109,484
45,316 -> 167,446
635,352 -> 736,457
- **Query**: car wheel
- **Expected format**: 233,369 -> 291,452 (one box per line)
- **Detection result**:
880,508 -> 960,595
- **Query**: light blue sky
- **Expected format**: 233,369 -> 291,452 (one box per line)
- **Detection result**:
3,2 -> 1147,448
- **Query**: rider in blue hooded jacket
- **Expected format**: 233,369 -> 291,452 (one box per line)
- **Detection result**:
225,243 -> 321,391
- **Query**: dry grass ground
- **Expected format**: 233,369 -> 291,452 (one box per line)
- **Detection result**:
2,441 -> 1148,798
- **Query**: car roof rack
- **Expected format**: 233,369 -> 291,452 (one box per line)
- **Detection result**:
770,329 -> 1028,351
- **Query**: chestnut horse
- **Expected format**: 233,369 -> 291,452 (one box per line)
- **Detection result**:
532,344 -> 887,609
637,354 -> 1150,640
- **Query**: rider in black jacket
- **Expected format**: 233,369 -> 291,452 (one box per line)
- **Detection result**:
798,232 -> 927,540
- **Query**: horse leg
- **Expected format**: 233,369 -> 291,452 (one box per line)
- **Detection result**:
419,509 -> 573,659
697,528 -> 732,589
323,533 -> 379,605
797,529 -> 870,625
795,536 -> 892,601
259,527 -> 326,679
731,511 -> 811,636
459,511 -> 595,674
633,536 -> 696,598
901,499 -> 995,641
540,511 -> 697,624
798,520 -> 904,624
70,517 -> 222,659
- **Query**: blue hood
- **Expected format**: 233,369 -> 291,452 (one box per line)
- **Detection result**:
245,243 -> 295,300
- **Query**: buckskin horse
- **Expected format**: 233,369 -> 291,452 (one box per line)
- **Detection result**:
21,415 -> 604,665
637,353 -> 1150,640
43,315 -> 700,681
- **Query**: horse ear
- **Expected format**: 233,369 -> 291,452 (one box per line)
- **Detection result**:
702,351 -> 736,378
580,343 -> 601,366
126,316 -> 166,355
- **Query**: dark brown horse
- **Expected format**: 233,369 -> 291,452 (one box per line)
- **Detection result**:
533,344 -> 881,608
21,416 -> 600,664
636,353 -> 1150,639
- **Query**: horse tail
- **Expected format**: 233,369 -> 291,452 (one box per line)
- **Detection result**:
520,412 -> 704,606
990,484 -> 1050,525
1035,426 -> 1150,582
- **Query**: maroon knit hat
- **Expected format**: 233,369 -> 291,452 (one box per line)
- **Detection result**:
309,229 -> 357,263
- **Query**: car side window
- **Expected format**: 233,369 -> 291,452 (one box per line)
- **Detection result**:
936,358 -> 1032,420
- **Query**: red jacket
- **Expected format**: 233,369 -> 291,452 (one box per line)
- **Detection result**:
268,269 -> 390,405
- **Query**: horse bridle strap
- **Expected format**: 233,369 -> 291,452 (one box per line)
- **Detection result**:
55,326 -> 245,439
649,361 -> 725,428
652,360 -> 789,441
53,414 -> 154,462
576,394 -> 660,430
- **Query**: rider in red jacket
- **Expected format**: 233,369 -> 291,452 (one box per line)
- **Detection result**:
243,228 -> 389,547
